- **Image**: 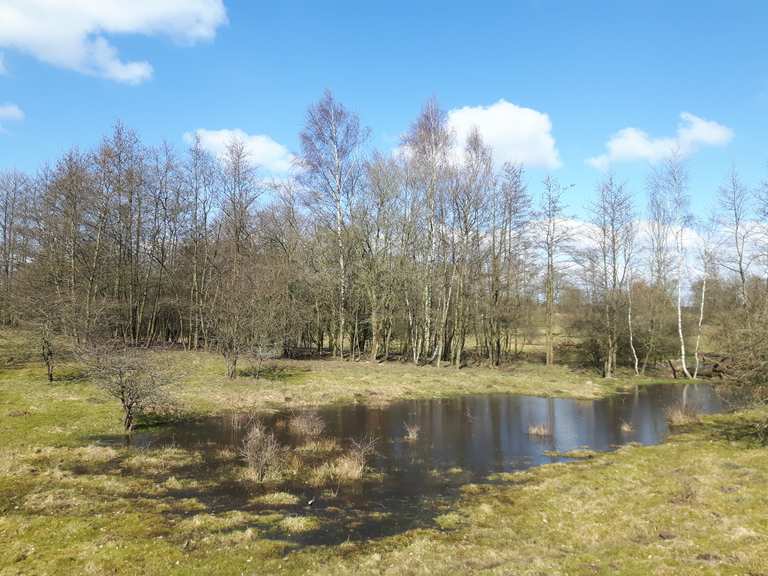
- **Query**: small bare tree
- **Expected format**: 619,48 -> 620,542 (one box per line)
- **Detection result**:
40,322 -> 54,383
537,176 -> 570,366
83,347 -> 169,434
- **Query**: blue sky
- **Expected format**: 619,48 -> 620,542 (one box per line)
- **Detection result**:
1,0 -> 767,217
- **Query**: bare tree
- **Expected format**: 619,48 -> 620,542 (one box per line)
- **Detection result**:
538,176 -> 570,366
717,167 -> 753,312
402,98 -> 452,363
213,138 -> 261,378
300,90 -> 369,359
587,175 -> 634,378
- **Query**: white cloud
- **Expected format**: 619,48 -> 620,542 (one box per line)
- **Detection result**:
185,128 -> 296,175
0,102 -> 23,133
0,52 -> 6,74
587,112 -> 733,170
0,0 -> 227,84
0,103 -> 23,121
447,99 -> 561,169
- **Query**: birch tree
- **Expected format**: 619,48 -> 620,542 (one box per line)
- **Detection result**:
300,90 -> 368,359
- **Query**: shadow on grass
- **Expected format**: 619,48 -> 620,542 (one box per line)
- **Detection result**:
705,416 -> 768,445
40,434 -> 469,551
238,363 -> 310,381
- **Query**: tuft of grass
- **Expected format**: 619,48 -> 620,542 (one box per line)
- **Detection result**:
279,515 -> 319,534
527,423 -> 552,437
296,437 -> 340,454
403,422 -> 421,442
309,436 -> 377,485
289,410 -> 325,437
253,491 -> 301,506
667,405 -> 700,426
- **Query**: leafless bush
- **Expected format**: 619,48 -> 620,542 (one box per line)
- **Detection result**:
240,421 -> 285,482
289,411 -> 325,437
403,422 -> 421,442
80,346 -> 170,433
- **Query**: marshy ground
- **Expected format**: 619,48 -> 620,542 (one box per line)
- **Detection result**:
1,330 -> 767,575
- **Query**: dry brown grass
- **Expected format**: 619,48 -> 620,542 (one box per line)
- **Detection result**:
289,410 -> 325,437
527,423 -> 552,437
666,405 -> 700,426
403,422 -> 421,442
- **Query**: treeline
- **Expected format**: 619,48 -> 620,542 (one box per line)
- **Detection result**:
1,91 -> 766,381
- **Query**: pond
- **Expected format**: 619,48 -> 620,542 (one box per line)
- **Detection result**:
134,382 -> 722,488
125,382 -> 724,544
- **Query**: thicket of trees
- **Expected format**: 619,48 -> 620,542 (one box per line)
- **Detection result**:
1,91 -> 766,382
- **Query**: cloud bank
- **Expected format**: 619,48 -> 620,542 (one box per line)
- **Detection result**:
185,128 -> 296,175
587,112 -> 733,170
447,99 -> 561,169
0,0 -> 227,84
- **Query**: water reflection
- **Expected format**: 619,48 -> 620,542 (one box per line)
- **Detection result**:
134,383 -> 722,485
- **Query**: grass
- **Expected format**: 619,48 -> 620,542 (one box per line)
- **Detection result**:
403,422 -> 421,442
667,405 -> 701,427
527,423 -> 553,437
154,349 -> 663,414
2,329 -> 768,574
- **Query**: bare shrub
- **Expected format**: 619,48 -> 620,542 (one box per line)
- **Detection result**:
81,346 -> 170,434
403,422 -> 421,442
289,411 -> 325,437
240,421 -> 285,482
527,424 -> 552,437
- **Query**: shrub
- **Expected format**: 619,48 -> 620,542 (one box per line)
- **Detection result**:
81,346 -> 170,434
240,421 -> 285,482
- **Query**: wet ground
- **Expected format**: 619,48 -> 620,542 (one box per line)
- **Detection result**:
123,382 -> 723,545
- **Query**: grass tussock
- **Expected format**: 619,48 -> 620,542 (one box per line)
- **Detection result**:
308,436 -> 377,485
279,515 -> 320,534
289,410 -> 325,437
295,437 -> 340,454
666,405 -> 700,426
403,422 -> 421,442
252,491 -> 301,506
527,423 -> 552,437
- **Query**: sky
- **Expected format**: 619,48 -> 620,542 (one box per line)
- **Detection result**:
1,0 -> 767,218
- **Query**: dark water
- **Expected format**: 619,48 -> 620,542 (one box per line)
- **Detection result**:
127,383 -> 723,544
135,382 -> 722,484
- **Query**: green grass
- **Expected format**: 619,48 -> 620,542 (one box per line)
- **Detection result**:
1,329 -> 767,575
166,351 -> 661,414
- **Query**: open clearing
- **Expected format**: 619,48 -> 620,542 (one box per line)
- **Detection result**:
1,334 -> 767,575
